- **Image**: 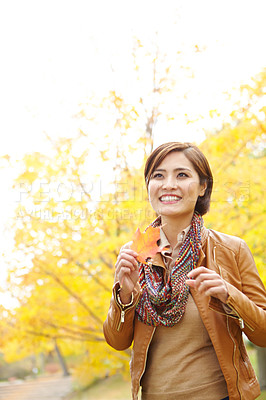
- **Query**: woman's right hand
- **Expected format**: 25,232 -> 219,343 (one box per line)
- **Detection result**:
115,242 -> 139,304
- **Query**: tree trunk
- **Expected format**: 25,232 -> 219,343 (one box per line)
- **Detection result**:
54,339 -> 70,376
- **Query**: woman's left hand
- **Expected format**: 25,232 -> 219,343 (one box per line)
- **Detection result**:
186,267 -> 229,304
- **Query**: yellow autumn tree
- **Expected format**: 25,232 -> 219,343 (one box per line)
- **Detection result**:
1,37 -> 265,388
4,135 -> 148,383
2,54 -> 163,382
201,68 -> 266,285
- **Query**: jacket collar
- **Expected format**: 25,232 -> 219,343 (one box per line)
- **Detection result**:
149,225 -> 209,269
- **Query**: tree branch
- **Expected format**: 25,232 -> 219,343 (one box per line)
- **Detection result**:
36,261 -> 103,327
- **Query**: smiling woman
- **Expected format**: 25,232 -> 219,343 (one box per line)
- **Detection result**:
146,143 -> 210,245
103,141 -> 266,400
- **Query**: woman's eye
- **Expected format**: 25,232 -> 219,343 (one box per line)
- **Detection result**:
152,173 -> 163,179
178,172 -> 188,178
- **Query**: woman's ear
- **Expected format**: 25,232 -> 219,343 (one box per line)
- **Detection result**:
199,181 -> 207,197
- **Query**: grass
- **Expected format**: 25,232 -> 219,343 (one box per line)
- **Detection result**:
69,375 -> 131,400
68,374 -> 266,400
67,343 -> 265,400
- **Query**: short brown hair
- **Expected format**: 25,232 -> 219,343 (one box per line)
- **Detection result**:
144,142 -> 213,216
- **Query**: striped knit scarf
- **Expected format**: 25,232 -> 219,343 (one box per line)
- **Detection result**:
135,212 -> 203,327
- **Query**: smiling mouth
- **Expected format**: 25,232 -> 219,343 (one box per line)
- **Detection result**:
160,195 -> 182,202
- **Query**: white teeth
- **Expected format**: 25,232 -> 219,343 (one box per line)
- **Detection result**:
160,195 -> 180,202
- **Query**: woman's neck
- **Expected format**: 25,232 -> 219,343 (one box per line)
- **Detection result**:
161,214 -> 193,248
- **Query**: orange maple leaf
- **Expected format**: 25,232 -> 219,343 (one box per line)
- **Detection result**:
131,226 -> 165,263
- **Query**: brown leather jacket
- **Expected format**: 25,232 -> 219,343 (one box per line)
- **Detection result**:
103,227 -> 266,400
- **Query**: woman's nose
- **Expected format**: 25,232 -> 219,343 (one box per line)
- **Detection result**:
162,177 -> 177,189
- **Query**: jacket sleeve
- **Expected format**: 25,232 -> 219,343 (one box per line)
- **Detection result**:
210,238 -> 266,347
103,281 -> 141,351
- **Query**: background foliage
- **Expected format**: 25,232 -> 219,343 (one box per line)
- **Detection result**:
1,55 -> 265,386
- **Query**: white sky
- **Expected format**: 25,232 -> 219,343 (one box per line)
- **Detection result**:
1,0 -> 266,154
0,0 -> 266,306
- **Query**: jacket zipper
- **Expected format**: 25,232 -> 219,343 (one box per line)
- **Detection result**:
213,247 -> 255,332
227,306 -> 255,331
116,303 -> 135,331
117,310 -> 125,331
208,303 -> 254,331
227,316 -> 242,399
213,246 -> 253,399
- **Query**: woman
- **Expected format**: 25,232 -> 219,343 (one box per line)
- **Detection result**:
103,142 -> 266,400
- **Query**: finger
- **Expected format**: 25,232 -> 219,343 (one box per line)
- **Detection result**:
118,250 -> 139,263
121,241 -> 133,250
186,277 -> 228,302
185,279 -> 196,289
119,268 -> 138,290
186,273 -> 220,291
116,259 -> 137,274
187,267 -> 214,279
197,279 -> 224,293
118,266 -> 134,283
204,285 -> 227,296
117,252 -> 139,267
195,273 -> 221,286
116,253 -> 138,269
121,248 -> 139,257
204,284 -> 229,303
186,278 -> 223,291
120,242 -> 138,256
118,259 -> 138,273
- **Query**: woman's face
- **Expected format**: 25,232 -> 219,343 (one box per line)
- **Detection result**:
148,151 -> 206,222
